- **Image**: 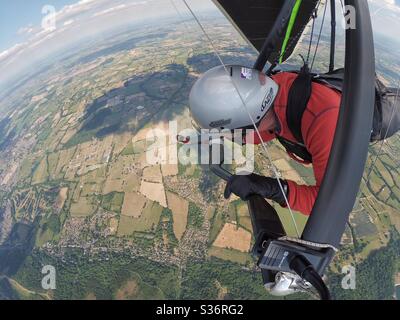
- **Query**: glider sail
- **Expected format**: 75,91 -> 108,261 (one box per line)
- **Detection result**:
279,0 -> 304,64
212,0 -> 319,65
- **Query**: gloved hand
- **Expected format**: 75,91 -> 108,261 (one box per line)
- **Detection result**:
224,173 -> 289,205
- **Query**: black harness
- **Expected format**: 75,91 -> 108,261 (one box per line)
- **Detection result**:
275,66 -> 349,163
276,66 -> 398,163
276,135 -> 313,163
276,64 -> 317,163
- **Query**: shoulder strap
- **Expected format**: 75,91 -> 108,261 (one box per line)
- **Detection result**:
282,67 -> 346,163
286,64 -> 313,143
276,135 -> 313,164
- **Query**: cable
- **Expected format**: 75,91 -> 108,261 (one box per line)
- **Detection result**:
180,0 -> 301,237
306,11 -> 316,64
340,0 -> 345,13
289,254 -> 331,300
303,268 -> 331,300
311,1 -> 328,71
306,0 -> 323,64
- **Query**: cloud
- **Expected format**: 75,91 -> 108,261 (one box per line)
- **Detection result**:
17,25 -> 35,36
93,4 -> 128,17
370,0 -> 400,15
0,43 -> 25,61
0,0 -> 158,59
368,0 -> 400,39
63,19 -> 75,26
0,0 -> 102,62
0,0 -> 248,89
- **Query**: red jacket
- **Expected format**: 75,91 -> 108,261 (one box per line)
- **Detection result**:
252,72 -> 341,216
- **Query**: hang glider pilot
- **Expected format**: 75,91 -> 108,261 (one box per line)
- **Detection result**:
189,65 -> 341,216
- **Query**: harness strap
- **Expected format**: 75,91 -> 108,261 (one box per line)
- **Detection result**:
286,64 -> 313,144
276,135 -> 312,163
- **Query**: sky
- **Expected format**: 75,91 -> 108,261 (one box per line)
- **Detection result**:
0,0 -> 75,52
0,0 -> 216,90
0,0 -> 399,90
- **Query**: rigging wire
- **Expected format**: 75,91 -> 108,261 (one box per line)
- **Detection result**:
339,0 -> 345,13
179,0 -> 301,237
306,0 -> 323,64
311,1 -> 328,71
169,0 -> 187,25
306,11 -> 317,64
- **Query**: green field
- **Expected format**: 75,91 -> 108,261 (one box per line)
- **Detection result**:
31,157 -> 49,185
209,210 -> 226,245
117,200 -> 163,236
101,192 -> 124,213
14,250 -> 180,300
70,197 -> 98,217
0,13 -> 399,301
236,202 -> 252,232
208,246 -> 253,265
114,272 -> 165,300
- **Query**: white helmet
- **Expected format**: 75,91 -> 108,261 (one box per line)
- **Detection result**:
189,65 -> 279,130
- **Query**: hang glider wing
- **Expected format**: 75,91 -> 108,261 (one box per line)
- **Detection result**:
212,0 -> 319,63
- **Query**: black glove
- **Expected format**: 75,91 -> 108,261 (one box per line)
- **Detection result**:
224,174 -> 288,205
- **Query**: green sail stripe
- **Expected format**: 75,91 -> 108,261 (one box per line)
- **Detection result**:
279,0 -> 303,64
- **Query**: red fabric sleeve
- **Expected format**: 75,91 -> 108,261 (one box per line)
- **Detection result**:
286,107 -> 339,215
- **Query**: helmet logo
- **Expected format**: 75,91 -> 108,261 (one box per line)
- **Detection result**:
209,119 -> 232,128
240,67 -> 253,80
261,88 -> 275,112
